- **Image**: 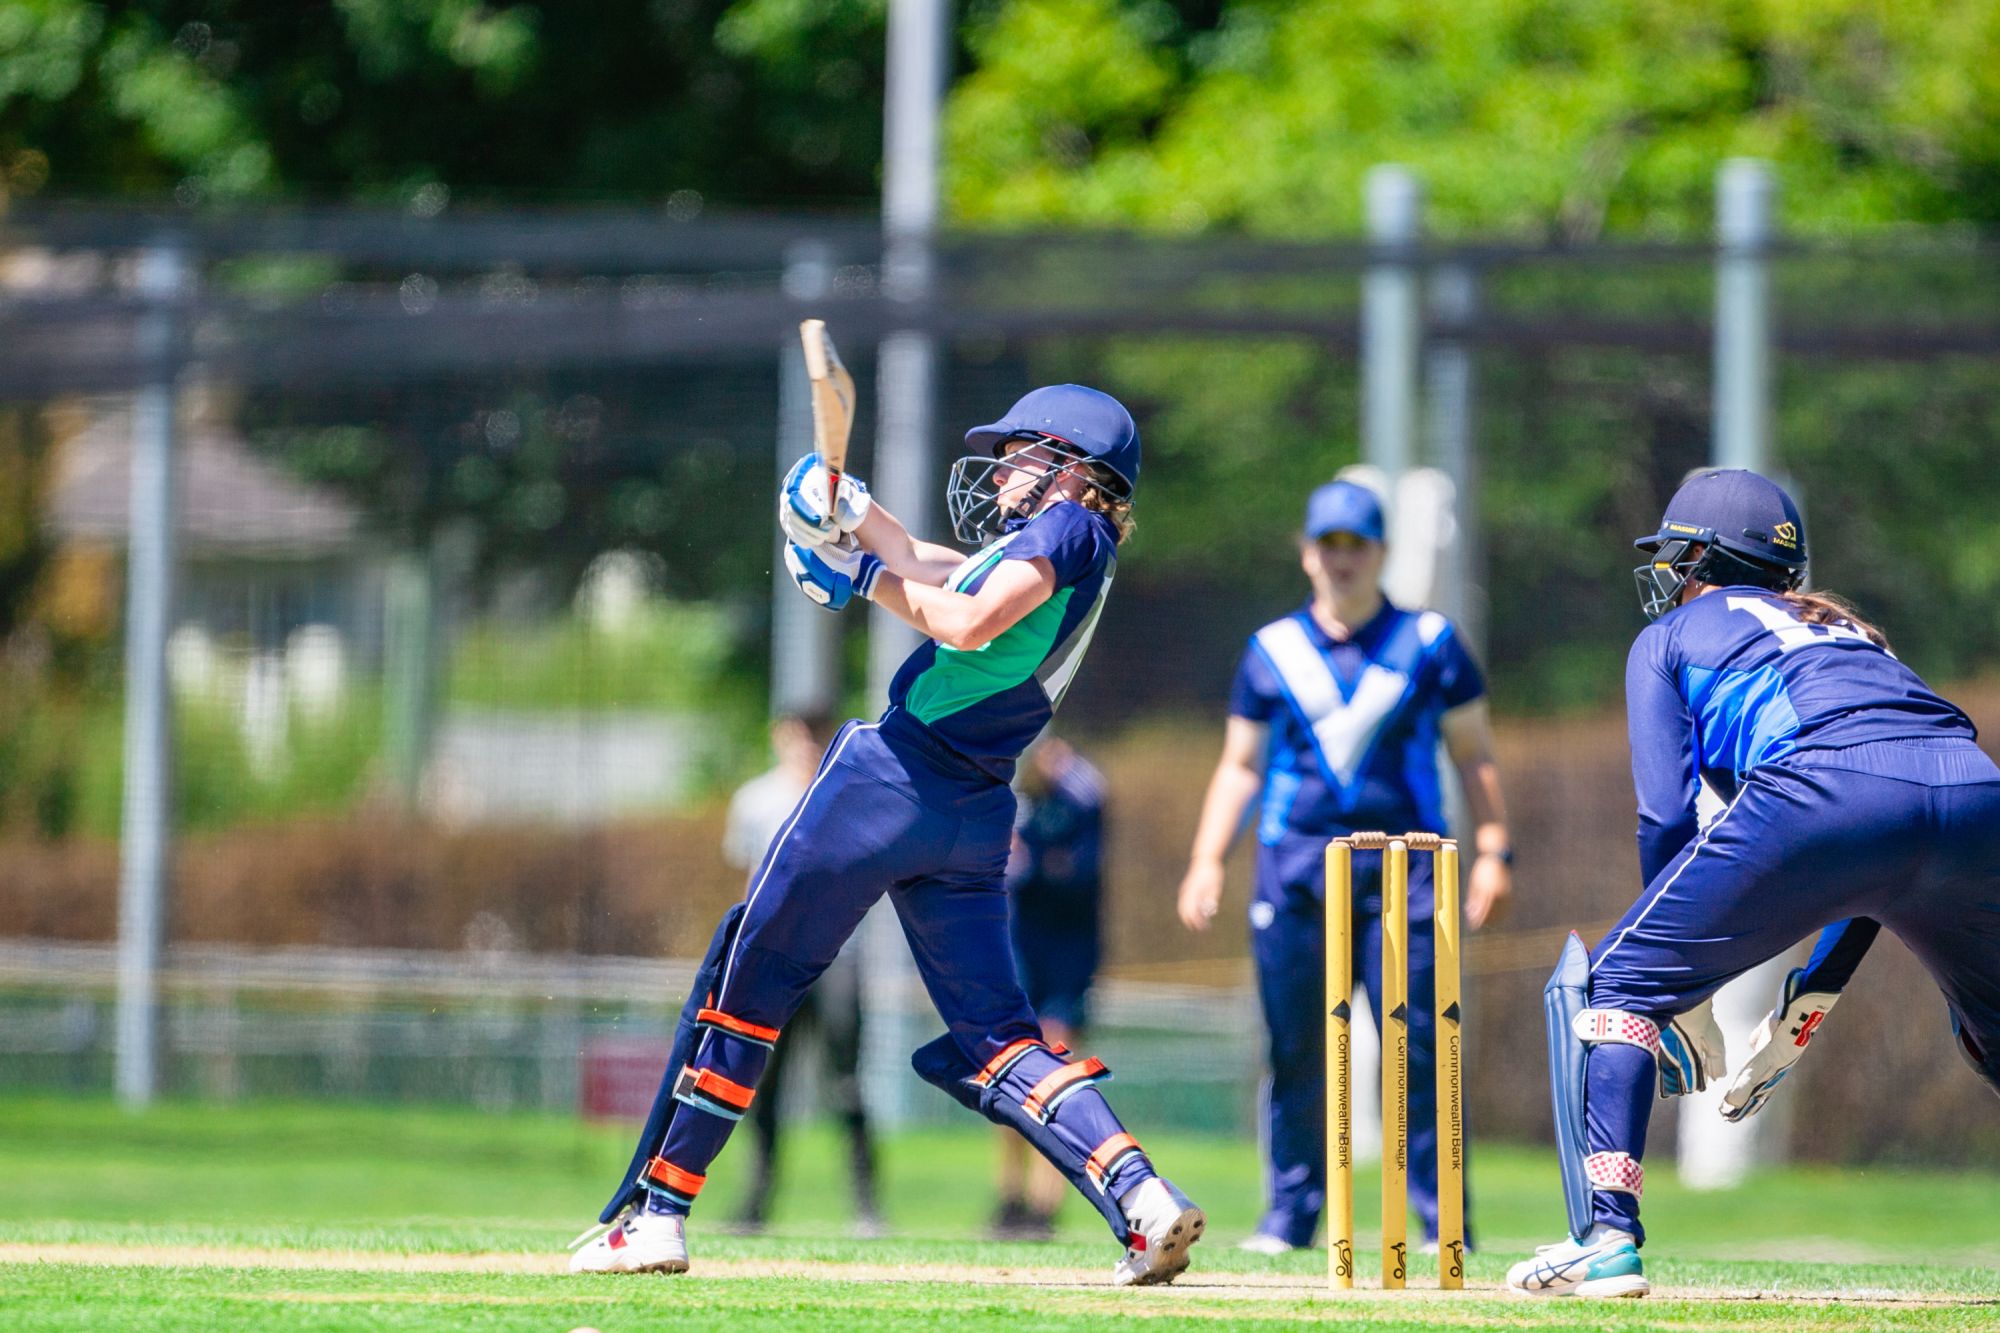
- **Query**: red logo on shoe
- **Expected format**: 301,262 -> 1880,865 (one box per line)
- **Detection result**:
608,1228 -> 626,1250
1793,1011 -> 1826,1048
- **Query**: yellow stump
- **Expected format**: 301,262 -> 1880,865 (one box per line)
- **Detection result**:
1324,840 -> 1354,1289
1434,841 -> 1465,1290
1381,839 -> 1409,1289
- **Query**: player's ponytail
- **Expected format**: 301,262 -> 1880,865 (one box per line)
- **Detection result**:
1077,461 -> 1136,544
1778,589 -> 1893,652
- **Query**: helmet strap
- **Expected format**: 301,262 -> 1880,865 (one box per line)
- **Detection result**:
1691,544 -> 1802,593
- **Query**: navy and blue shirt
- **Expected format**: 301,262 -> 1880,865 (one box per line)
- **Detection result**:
887,501 -> 1119,780
1230,600 -> 1486,842
1626,586 -> 1975,884
1006,749 -> 1107,986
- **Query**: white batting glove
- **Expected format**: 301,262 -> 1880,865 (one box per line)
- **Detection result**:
1719,969 -> 1840,1122
779,454 -> 871,548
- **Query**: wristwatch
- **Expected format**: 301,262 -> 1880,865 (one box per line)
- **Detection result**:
1480,847 -> 1515,867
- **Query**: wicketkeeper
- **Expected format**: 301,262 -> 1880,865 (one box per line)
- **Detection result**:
1514,470 -> 2000,1298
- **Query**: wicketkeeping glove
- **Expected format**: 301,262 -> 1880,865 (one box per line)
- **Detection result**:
1718,967 -> 1840,1122
780,455 -> 871,549
1656,998 -> 1727,1098
784,538 -> 883,611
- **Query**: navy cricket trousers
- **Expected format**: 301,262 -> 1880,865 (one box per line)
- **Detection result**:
654,710 -> 1042,1190
1584,737 -> 2000,1242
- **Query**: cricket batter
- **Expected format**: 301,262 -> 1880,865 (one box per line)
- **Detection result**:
1177,478 -> 1514,1254
1514,469 -> 2000,1298
572,385 -> 1207,1285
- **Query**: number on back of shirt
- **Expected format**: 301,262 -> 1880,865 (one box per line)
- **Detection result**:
1728,596 -> 1874,653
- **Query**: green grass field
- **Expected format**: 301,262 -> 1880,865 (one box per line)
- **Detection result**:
2,1095 -> 1997,1331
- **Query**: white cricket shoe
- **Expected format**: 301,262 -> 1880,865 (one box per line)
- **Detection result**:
1237,1232 -> 1297,1256
1506,1225 -> 1648,1298
568,1207 -> 691,1275
1113,1177 -> 1206,1286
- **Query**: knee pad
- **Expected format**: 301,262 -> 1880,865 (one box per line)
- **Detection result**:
912,1033 -> 1142,1243
1575,998 -> 1724,1099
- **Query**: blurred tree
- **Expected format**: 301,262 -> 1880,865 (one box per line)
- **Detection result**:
944,0 -> 2000,707
0,0 -> 889,207
947,0 -> 2000,237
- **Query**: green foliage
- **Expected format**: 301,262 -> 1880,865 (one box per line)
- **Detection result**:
945,4 -> 2000,707
447,602 -> 744,712
948,0 -> 2000,237
0,1 -> 886,206
65,687 -> 386,838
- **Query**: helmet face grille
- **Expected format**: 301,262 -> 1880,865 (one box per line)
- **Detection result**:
1633,538 -> 1701,621
946,455 -> 1010,544
945,447 -> 1126,546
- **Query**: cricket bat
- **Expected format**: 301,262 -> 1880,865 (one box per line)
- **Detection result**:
800,319 -> 856,519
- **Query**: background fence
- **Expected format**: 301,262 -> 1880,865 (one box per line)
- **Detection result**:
3,198 -> 1999,1161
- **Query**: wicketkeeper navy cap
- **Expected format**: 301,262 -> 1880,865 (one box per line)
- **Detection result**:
1634,468 -> 1807,569
1304,479 -> 1386,543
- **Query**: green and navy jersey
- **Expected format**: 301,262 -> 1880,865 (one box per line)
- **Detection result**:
1626,585 -> 1975,883
887,501 -> 1117,780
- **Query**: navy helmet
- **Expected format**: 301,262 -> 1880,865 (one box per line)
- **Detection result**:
948,385 -> 1139,542
1633,468 -> 1806,619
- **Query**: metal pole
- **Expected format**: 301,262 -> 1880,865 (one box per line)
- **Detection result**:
115,243 -> 187,1108
1363,166 -> 1422,481
867,0 -> 948,710
1425,264 -> 1483,653
861,0 -> 949,1131
773,241 -> 841,717
1685,160 -> 1790,1185
382,551 -> 435,807
1713,159 -> 1774,474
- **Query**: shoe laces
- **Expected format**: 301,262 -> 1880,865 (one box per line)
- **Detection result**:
566,1204 -> 634,1252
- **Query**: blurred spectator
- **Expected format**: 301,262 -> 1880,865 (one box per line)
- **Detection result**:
723,711 -> 882,1235
991,735 -> 1107,1240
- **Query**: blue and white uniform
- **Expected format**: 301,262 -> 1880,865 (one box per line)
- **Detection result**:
1232,598 -> 1485,1247
1579,584 -> 2000,1243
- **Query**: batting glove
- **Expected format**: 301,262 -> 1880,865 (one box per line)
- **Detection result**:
1719,968 -> 1840,1122
784,538 -> 882,611
780,455 -> 872,549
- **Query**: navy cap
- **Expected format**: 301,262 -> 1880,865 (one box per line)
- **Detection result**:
1305,480 -> 1386,543
964,384 -> 1140,496
1634,468 -> 1806,569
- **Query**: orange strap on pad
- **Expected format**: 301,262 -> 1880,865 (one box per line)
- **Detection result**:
970,1037 -> 1046,1088
1084,1131 -> 1145,1192
1022,1056 -> 1110,1123
695,1006 -> 780,1048
642,1156 -> 707,1202
673,1063 -> 756,1118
